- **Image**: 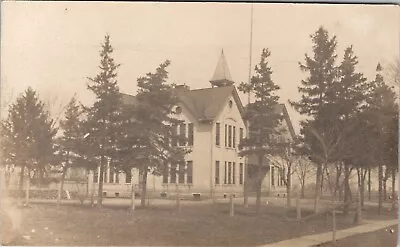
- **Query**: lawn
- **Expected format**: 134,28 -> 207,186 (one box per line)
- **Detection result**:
315,224 -> 398,247
5,200 -> 397,246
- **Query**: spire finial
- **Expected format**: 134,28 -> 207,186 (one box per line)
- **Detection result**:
210,50 -> 235,87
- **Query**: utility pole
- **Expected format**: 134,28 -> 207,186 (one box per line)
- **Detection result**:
244,3 -> 254,208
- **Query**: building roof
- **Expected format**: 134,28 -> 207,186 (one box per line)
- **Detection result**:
121,87 -> 295,139
121,93 -> 139,105
275,103 -> 296,139
210,50 -> 235,87
176,85 -> 243,122
121,86 -> 243,123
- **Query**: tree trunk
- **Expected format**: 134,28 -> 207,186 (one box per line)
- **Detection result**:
354,184 -> 362,225
360,169 -> 367,209
18,165 -> 25,200
320,166 -> 324,197
130,179 -> 135,211
255,179 -> 262,215
331,193 -> 336,245
97,156 -> 105,208
255,155 -> 263,215
244,164 -> 249,208
383,180 -> 387,201
356,168 -> 366,210
378,164 -> 383,214
86,171 -> 89,199
334,164 -> 342,199
140,166 -> 148,207
301,180 -> 305,198
368,168 -> 371,201
90,180 -> 96,207
296,193 -> 301,221
383,167 -> 390,201
176,183 -> 181,212
286,166 -> 292,208
338,182 -> 343,201
343,162 -> 350,215
57,168 -> 67,206
25,168 -> 30,205
38,168 -> 44,188
314,163 -> 322,213
392,167 -> 396,210
360,179 -> 365,209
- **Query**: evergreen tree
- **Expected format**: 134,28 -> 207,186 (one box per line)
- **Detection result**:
363,64 -> 398,213
124,60 -> 189,207
84,35 -> 124,207
334,46 -> 368,214
1,87 -> 57,203
238,48 -> 285,214
289,27 -> 339,213
289,26 -> 338,117
56,96 -> 86,205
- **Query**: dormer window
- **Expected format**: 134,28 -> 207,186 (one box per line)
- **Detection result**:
175,106 -> 182,114
229,100 -> 233,108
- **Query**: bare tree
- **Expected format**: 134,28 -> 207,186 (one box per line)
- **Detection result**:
294,157 -> 315,198
43,92 -> 69,129
269,145 -> 297,208
386,59 -> 400,89
1,79 -> 15,115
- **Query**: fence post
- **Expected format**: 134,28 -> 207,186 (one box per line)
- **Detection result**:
296,193 -> 301,221
229,193 -> 234,217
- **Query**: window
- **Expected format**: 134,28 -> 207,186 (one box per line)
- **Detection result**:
94,169 -> 99,183
232,162 -> 236,184
271,166 -> 275,186
104,171 -> 108,183
225,124 -> 227,147
277,169 -> 281,186
116,171 -> 120,184
216,123 -> 220,146
163,165 -> 169,184
175,106 -> 182,114
179,162 -> 185,184
187,161 -> 193,184
215,161 -> 220,185
125,170 -> 132,184
233,126 -> 236,148
179,123 -> 186,146
109,170 -> 114,183
170,164 -> 177,184
239,163 -> 243,184
281,168 -> 286,186
188,123 -> 194,146
228,125 -> 232,147
224,162 -> 227,184
172,124 -> 178,146
239,128 -> 244,149
228,162 -> 232,184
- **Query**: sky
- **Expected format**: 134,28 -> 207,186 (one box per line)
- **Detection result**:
1,2 -> 399,133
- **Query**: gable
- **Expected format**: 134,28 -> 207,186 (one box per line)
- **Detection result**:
176,86 -> 244,122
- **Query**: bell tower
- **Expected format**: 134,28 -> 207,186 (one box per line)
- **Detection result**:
210,49 -> 235,87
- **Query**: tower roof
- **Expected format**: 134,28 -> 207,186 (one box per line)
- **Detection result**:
210,50 -> 235,87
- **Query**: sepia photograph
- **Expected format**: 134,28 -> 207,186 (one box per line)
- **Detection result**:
0,1 -> 399,246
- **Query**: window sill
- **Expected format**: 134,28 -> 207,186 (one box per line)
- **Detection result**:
162,183 -> 193,187
215,184 -> 239,187
224,147 -> 237,150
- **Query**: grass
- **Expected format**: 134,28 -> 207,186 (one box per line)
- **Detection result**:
315,224 -> 398,247
6,200 -> 397,246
